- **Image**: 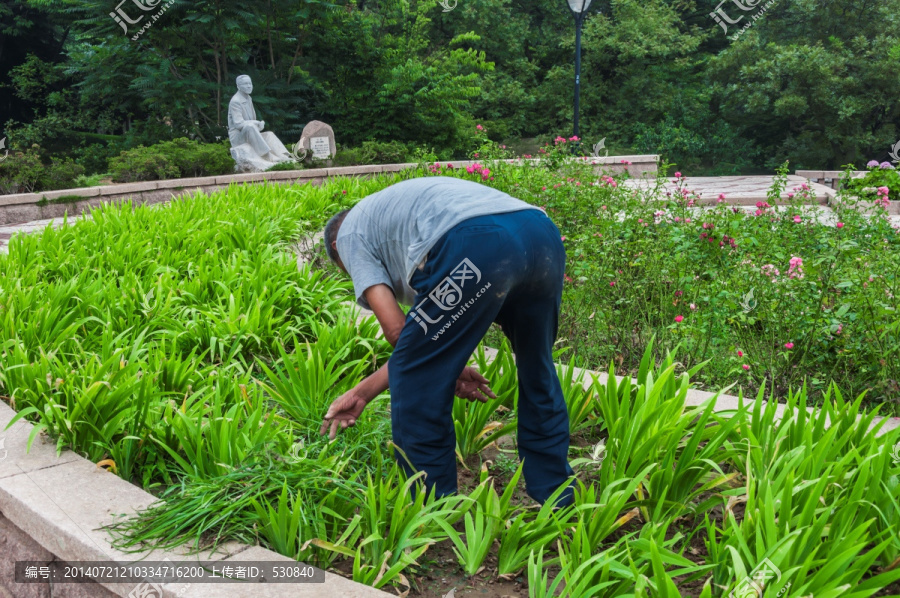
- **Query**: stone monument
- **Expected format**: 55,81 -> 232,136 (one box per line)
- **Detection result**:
296,121 -> 337,162
227,75 -> 294,172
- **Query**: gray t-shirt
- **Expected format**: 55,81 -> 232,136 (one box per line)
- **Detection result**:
336,176 -> 539,308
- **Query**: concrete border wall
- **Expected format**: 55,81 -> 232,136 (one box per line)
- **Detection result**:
0,155 -> 659,226
796,169 -> 865,190
0,400 -> 391,598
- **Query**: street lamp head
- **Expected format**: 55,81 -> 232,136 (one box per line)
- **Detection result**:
567,0 -> 592,15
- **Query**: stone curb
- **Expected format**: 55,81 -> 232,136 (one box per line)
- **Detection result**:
0,155 -> 661,226
334,298 -> 899,439
0,402 -> 391,597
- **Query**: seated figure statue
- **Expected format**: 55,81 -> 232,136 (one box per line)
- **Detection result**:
227,75 -> 294,172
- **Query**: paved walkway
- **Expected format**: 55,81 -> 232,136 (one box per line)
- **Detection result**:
622,174 -> 837,204
0,215 -> 90,254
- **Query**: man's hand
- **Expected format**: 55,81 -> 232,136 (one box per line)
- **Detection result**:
455,366 -> 496,403
320,390 -> 368,440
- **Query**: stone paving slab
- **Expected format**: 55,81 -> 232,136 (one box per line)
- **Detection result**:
624,174 -> 836,204
0,457 -> 244,596
162,546 -> 388,598
0,403 -> 80,480
0,215 -> 91,254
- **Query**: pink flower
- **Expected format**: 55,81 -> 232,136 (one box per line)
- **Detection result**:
561,236 -> 567,242
685,218 -> 692,224
788,256 -> 804,279
481,169 -> 491,180
638,219 -> 643,223
793,215 -> 802,223
342,190 -> 347,194
717,193 -> 725,203
609,281 -> 616,287
787,193 -> 794,199
836,222 -> 844,229
690,303 -> 697,311
674,172 -> 682,178
867,160 -> 881,168
569,135 -> 580,142
674,290 -> 683,297
564,274 -> 573,283
674,315 -> 684,323
784,342 -> 794,349
836,323 -> 843,335
476,124 -> 483,130
737,350 -> 744,357
742,364 -> 750,371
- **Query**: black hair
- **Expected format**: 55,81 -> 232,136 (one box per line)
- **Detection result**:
324,209 -> 350,265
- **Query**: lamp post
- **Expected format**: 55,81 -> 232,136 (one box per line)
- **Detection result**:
566,0 -> 592,139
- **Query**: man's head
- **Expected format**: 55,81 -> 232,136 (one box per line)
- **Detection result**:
324,209 -> 350,271
236,75 -> 253,95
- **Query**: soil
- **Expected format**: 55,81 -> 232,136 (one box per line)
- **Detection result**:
408,541 -> 529,598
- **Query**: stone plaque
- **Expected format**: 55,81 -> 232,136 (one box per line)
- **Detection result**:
310,137 -> 331,159
297,120 -> 337,161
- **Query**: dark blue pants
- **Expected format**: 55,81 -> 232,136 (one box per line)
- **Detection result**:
388,209 -> 575,505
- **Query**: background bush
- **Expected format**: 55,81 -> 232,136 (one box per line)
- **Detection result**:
0,145 -> 85,194
109,138 -> 232,183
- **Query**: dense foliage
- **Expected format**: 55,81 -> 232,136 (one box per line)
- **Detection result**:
108,137 -> 233,182
2,0 -> 899,174
1,175 -> 899,596
0,144 -> 85,193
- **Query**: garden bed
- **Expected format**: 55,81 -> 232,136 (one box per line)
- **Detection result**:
1,148 -> 900,596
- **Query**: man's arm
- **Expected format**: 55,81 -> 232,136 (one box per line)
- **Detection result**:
320,284 -> 401,439
363,284 -> 406,347
320,283 -> 494,439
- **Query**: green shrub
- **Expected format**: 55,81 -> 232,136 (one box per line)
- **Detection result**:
843,163 -> 900,198
0,145 -> 83,194
0,145 -> 46,193
266,161 -> 306,172
333,140 -> 411,166
109,138 -> 233,182
152,138 -> 233,178
45,157 -> 85,191
109,146 -> 179,182
73,173 -> 110,188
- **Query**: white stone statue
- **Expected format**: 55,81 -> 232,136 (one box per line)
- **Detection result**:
227,75 -> 294,172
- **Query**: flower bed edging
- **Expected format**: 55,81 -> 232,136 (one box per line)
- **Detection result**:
0,155 -> 660,226
0,402 -> 391,598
